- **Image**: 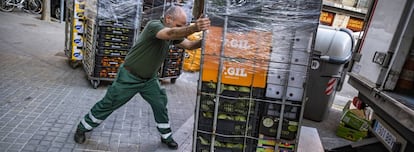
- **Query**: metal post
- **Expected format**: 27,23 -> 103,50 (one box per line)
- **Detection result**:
192,0 -> 208,151
209,3 -> 229,151
60,0 -> 64,23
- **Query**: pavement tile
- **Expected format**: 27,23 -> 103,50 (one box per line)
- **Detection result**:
35,145 -> 48,151
2,137 -> 17,143
0,142 -> 11,150
22,144 -> 36,151
15,138 -> 29,144
7,143 -> 23,150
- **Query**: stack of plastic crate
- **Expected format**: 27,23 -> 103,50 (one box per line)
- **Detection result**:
194,0 -> 322,151
158,46 -> 185,83
83,0 -> 141,88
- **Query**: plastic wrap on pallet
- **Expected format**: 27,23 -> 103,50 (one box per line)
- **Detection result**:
86,0 -> 142,28
85,0 -> 97,19
201,0 -> 321,95
195,0 -> 323,151
141,0 -> 194,28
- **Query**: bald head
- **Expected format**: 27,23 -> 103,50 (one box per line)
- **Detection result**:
164,6 -> 187,28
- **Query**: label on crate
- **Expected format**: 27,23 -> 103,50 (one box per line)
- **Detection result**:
202,55 -> 268,88
72,34 -> 84,47
205,26 -> 271,60
74,0 -> 85,19
71,48 -> 83,60
73,19 -> 85,33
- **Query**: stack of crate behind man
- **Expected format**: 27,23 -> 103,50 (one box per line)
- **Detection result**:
158,46 -> 185,83
141,1 -> 187,83
83,0 -> 141,88
194,0 -> 322,151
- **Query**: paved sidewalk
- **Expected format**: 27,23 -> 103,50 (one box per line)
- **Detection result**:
0,11 -> 198,152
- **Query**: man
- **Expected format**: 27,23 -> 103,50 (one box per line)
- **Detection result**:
74,6 -> 210,150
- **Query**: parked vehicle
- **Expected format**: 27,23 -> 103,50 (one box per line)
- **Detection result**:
51,0 -> 64,20
345,0 -> 414,151
0,0 -> 42,14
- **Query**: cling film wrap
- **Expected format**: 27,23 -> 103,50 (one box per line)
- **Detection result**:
196,0 -> 322,151
85,0 -> 98,20
202,0 -> 322,91
95,0 -> 141,28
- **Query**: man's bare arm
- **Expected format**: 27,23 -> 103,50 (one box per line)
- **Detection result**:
156,18 -> 210,40
156,25 -> 199,40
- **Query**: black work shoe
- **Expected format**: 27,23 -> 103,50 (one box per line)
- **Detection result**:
74,129 -> 86,144
161,137 -> 178,149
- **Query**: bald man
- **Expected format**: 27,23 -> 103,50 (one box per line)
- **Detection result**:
74,6 -> 210,149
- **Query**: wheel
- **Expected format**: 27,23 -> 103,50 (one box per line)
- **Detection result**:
170,78 -> 177,84
28,0 -> 42,14
0,0 -> 15,12
91,80 -> 100,89
68,60 -> 81,69
53,6 -> 61,20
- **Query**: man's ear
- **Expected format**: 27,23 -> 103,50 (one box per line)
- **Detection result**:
165,15 -> 173,25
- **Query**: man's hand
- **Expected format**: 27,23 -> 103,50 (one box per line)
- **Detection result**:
193,16 -> 210,32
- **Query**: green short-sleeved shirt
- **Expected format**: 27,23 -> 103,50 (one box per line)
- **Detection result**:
124,20 -> 184,78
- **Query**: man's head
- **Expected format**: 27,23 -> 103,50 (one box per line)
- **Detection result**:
164,6 -> 187,28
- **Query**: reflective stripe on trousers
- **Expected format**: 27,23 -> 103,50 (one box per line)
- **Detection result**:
77,64 -> 172,138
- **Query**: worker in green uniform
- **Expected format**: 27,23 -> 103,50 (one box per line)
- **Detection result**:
73,6 -> 210,150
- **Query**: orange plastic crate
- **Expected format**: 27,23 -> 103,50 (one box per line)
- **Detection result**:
201,55 -> 268,88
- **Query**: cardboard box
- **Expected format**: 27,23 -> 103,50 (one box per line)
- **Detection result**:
336,122 -> 368,142
341,109 -> 370,131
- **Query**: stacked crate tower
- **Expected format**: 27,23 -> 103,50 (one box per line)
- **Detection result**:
64,0 -> 87,68
193,0 -> 322,151
83,0 -> 141,88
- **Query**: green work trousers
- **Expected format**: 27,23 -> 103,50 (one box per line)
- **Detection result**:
77,64 -> 173,140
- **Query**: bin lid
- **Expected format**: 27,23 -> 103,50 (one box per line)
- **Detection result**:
314,25 -> 354,63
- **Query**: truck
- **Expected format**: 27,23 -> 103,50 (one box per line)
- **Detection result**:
346,0 -> 414,151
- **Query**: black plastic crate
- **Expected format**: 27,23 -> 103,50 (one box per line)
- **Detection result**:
162,64 -> 181,70
164,57 -> 183,64
201,82 -> 265,98
256,135 -> 296,152
95,56 -> 125,67
98,20 -> 136,28
161,68 -> 181,77
200,94 -> 257,115
169,47 -> 185,53
93,66 -> 119,78
162,60 -> 182,70
260,103 -> 301,121
196,132 -> 257,152
97,33 -> 134,42
163,58 -> 182,66
98,26 -> 135,36
258,115 -> 298,140
197,111 -> 259,136
96,47 -> 129,56
166,51 -> 184,59
97,40 -> 133,49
